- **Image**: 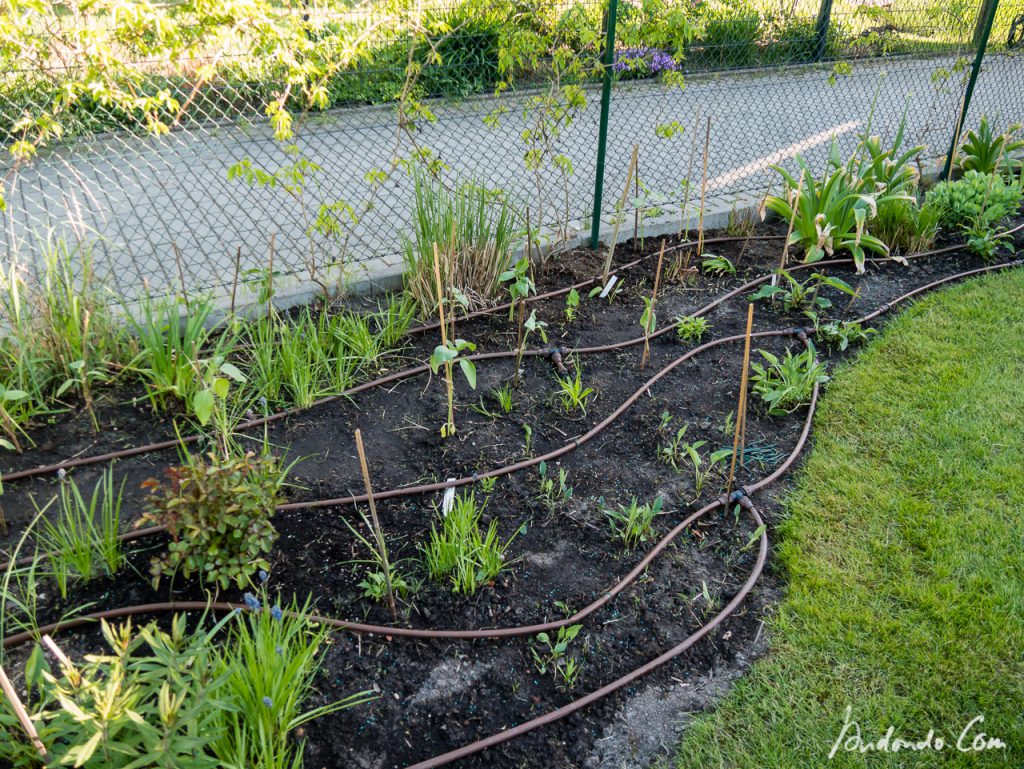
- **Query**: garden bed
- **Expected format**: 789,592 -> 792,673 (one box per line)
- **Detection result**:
2,217 -> 1023,769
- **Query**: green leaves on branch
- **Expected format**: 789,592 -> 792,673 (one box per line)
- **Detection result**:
429,339 -> 477,391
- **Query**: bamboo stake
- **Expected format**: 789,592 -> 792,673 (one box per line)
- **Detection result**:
726,303 -> 755,502
0,664 -> 46,757
432,243 -> 455,437
601,144 -> 639,285
696,117 -> 711,258
678,107 -> 702,241
354,429 -> 397,621
641,240 -> 666,369
634,148 -> 641,251
229,246 -> 242,317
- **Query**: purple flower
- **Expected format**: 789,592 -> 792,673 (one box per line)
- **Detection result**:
259,569 -> 269,584
262,696 -> 273,707
243,593 -> 261,611
271,605 -> 283,621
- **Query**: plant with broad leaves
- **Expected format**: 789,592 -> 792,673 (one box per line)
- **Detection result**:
531,624 -> 584,689
808,315 -> 875,351
751,348 -> 829,415
749,271 -> 857,313
675,314 -> 709,342
702,254 -> 735,276
958,116 -> 1024,176
0,384 -> 30,452
429,338 -> 477,437
564,287 -> 580,321
499,256 -> 535,319
137,451 -> 288,590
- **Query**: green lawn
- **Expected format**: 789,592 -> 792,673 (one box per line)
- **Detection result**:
674,270 -> 1024,768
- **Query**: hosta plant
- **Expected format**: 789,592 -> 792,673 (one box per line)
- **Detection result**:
925,170 -> 1023,229
138,451 -> 287,589
749,271 -> 856,313
751,348 -> 829,415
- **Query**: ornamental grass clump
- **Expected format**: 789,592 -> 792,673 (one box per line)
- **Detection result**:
402,168 -> 519,317
138,451 -> 288,589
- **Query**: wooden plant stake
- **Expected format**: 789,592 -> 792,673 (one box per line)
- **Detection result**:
641,241 -> 666,369
678,107 -> 703,242
726,304 -> 755,502
432,243 -> 455,437
696,116 -> 711,258
0,663 -> 46,758
634,149 -> 641,251
354,428 -> 398,621
229,246 -> 242,317
601,144 -> 640,285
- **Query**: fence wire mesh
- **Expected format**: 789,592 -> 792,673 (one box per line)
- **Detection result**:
2,0 -> 1023,304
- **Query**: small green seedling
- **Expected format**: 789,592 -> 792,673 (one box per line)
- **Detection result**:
537,460 -> 573,515
531,624 -> 583,688
604,495 -> 664,549
702,254 -> 735,276
429,338 -> 477,437
675,314 -> 709,342
564,287 -> 580,322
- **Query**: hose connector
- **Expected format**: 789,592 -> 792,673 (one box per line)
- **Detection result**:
549,347 -> 570,375
719,487 -> 750,508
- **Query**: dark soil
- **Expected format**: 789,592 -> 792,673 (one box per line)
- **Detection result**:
2,218 -> 1022,769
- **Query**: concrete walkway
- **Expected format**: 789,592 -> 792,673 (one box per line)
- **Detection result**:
2,51 -> 1020,304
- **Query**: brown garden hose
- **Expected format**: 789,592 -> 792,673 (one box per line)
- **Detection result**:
4,222 -> 1020,486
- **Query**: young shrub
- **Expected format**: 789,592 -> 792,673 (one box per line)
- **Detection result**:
750,348 -> 829,415
137,451 -> 287,590
925,170 -> 1023,230
0,614 -> 231,768
212,593 -> 375,769
401,168 -> 519,316
422,490 -> 517,594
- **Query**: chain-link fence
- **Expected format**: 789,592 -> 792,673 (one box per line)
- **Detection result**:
2,0 -> 1023,305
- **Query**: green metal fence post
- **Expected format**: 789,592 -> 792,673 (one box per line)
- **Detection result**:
590,0 -> 620,250
813,0 -> 835,62
941,0 -> 1001,180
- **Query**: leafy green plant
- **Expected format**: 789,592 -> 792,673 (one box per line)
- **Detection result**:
925,170 -> 1023,229
684,443 -> 733,499
963,218 -> 1013,261
958,116 -> 1024,175
555,364 -> 594,416
675,314 -> 709,342
422,490 -> 517,594
872,197 -> 941,253
603,495 -> 664,550
0,383 -> 32,452
137,451 -> 288,590
564,287 -> 580,322
751,348 -> 829,415
493,382 -> 515,414
499,256 -> 535,321
531,624 -> 583,688
537,460 -> 573,516
811,316 -> 876,351
402,169 -> 519,316
429,337 -> 477,437
659,425 -> 693,471
749,271 -> 856,313
127,295 -> 238,414
701,254 -> 736,276
0,614 -> 233,768
36,468 -> 125,599
212,593 -> 375,769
